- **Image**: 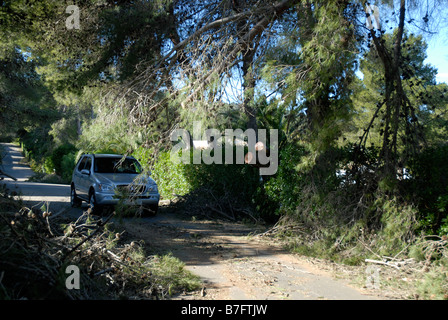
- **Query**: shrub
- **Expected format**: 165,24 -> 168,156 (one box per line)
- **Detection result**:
374,196 -> 419,256
148,254 -> 201,295
150,150 -> 193,199
150,148 -> 263,220
417,265 -> 448,300
61,152 -> 78,182
132,145 -> 156,171
260,143 -> 307,216
50,143 -> 78,177
44,157 -> 55,174
406,145 -> 448,234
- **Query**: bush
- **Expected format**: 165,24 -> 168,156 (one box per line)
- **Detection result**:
60,152 -> 78,182
260,142 -> 423,264
407,145 -> 448,234
132,145 -> 156,171
44,157 -> 55,174
18,128 -> 53,162
150,151 -> 194,199
418,265 -> 448,300
374,196 -> 419,256
150,148 -> 263,220
259,143 -> 307,216
50,144 -> 78,177
151,148 -> 260,198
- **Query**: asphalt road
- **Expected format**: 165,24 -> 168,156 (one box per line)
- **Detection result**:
1,143 -> 77,214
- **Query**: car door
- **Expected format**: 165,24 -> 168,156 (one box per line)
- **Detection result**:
73,156 -> 87,197
73,155 -> 92,199
80,156 -> 93,198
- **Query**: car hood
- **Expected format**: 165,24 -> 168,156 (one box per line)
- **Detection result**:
95,173 -> 156,186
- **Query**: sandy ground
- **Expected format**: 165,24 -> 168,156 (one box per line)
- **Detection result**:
121,209 -> 383,300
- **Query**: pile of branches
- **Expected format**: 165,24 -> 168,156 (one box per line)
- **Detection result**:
0,192 -> 167,300
173,186 -> 259,223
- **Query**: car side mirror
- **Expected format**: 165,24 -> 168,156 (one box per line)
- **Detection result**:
81,169 -> 90,175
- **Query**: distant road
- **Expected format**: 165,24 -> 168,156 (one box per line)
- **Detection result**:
1,143 -> 76,213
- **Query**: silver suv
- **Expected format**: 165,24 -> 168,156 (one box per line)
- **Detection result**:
70,154 -> 160,215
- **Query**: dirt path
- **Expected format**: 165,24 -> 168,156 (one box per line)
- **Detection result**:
122,208 -> 381,300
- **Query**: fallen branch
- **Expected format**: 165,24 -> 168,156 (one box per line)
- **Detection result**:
94,267 -> 115,277
365,259 -> 401,270
63,211 -> 116,260
206,204 -> 236,221
257,223 -> 305,237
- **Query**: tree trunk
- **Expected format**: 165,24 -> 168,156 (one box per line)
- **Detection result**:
373,0 -> 407,181
241,48 -> 258,135
233,0 -> 259,136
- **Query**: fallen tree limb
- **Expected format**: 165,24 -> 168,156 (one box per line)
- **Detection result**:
365,259 -> 401,270
63,211 -> 115,260
206,204 -> 236,221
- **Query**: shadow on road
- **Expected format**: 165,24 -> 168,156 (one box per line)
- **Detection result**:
1,142 -> 73,213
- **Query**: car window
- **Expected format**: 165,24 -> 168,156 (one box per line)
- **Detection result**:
77,157 -> 88,172
84,157 -> 92,171
94,157 -> 142,174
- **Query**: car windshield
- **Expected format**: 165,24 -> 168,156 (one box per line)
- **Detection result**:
94,157 -> 142,174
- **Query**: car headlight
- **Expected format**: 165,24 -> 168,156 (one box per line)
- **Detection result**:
146,184 -> 158,193
99,183 -> 114,192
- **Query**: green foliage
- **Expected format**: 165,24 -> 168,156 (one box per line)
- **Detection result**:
50,143 -> 78,177
411,237 -> 448,300
417,264 -> 448,300
406,145 -> 448,234
3,0 -> 448,296
60,151 -> 78,182
49,117 -> 79,147
132,145 -> 157,171
182,151 -> 260,201
0,46 -> 58,137
151,149 -> 260,207
375,196 -> 419,255
43,157 -> 55,174
151,151 -> 193,199
265,138 -> 422,264
148,254 -> 201,295
18,127 -> 53,165
259,143 -> 307,216
19,128 -> 78,183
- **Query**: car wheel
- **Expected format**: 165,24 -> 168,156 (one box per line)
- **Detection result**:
89,191 -> 102,215
70,186 -> 82,208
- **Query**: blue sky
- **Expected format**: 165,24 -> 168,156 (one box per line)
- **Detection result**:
426,30 -> 448,84
365,1 -> 448,85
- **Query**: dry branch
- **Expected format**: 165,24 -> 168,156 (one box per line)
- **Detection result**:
0,200 -> 167,299
117,0 -> 299,130
365,258 -> 401,270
